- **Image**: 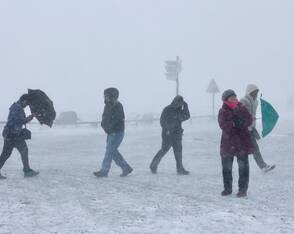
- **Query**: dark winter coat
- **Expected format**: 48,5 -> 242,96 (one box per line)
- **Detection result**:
2,102 -> 33,139
101,101 -> 125,134
160,101 -> 190,135
218,103 -> 253,157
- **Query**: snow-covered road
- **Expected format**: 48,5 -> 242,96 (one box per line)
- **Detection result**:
0,119 -> 293,234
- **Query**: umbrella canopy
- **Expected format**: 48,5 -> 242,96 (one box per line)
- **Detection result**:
27,89 -> 56,127
261,98 -> 279,138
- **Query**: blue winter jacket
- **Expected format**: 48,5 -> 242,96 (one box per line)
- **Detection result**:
2,102 -> 32,139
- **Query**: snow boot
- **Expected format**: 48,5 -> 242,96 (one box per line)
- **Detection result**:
175,151 -> 189,175
24,169 -> 39,178
236,191 -> 247,198
150,156 -> 161,174
221,190 -> 232,196
262,164 -> 276,173
150,165 -> 157,174
120,167 -> 133,177
0,173 -> 6,180
93,171 -> 108,178
177,168 -> 190,175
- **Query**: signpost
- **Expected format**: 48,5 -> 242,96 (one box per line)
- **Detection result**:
165,56 -> 182,95
206,79 -> 220,118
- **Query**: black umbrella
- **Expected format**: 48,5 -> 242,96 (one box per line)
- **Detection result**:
27,89 -> 56,127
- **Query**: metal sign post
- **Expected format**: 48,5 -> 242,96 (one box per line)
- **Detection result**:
206,79 -> 220,118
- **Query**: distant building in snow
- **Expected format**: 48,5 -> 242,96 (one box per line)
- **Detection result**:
55,111 -> 79,125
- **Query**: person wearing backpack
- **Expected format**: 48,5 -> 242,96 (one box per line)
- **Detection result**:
0,94 -> 39,179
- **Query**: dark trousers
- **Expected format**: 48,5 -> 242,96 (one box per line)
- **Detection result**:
0,138 -> 30,172
250,132 -> 267,169
150,132 -> 185,171
221,155 -> 249,192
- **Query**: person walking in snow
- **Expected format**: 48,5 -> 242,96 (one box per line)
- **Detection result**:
0,94 -> 39,179
240,84 -> 275,173
94,88 -> 133,178
218,90 -> 253,197
150,95 -> 190,175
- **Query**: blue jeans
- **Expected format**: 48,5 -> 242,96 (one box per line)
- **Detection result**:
101,132 -> 131,174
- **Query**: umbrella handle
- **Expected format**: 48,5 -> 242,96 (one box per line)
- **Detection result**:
257,93 -> 262,121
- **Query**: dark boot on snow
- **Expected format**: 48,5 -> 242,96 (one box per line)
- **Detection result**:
0,173 -> 6,180
177,168 -> 190,175
120,167 -> 133,177
174,151 -> 189,175
93,171 -> 108,178
24,169 -> 39,178
150,165 -> 157,174
150,155 -> 161,174
221,190 -> 232,196
236,191 -> 247,198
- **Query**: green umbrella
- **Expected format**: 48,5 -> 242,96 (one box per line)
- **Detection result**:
261,98 -> 279,138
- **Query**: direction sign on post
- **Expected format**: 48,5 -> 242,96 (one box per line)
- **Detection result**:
165,56 -> 182,95
166,73 -> 178,81
206,79 -> 220,118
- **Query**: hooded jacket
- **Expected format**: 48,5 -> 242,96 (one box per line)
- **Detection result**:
2,101 -> 33,139
240,84 -> 259,130
160,96 -> 190,134
101,101 -> 125,134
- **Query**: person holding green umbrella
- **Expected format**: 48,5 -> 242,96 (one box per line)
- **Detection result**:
241,84 -> 275,173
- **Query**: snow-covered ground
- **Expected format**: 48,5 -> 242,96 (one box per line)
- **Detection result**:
0,118 -> 293,234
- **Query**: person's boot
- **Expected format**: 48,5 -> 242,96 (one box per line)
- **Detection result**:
221,190 -> 232,196
0,172 -> 6,180
177,168 -> 190,175
120,167 -> 133,177
262,164 -> 276,173
93,170 -> 108,178
150,157 -> 160,174
149,164 -> 157,174
236,190 -> 247,198
174,151 -> 189,175
24,169 -> 39,178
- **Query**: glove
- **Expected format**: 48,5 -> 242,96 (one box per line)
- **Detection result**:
233,116 -> 245,129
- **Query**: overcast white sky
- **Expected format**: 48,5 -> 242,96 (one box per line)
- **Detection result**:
0,0 -> 293,120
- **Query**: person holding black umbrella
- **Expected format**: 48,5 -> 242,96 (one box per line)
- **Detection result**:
0,94 -> 39,179
94,88 -> 133,178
